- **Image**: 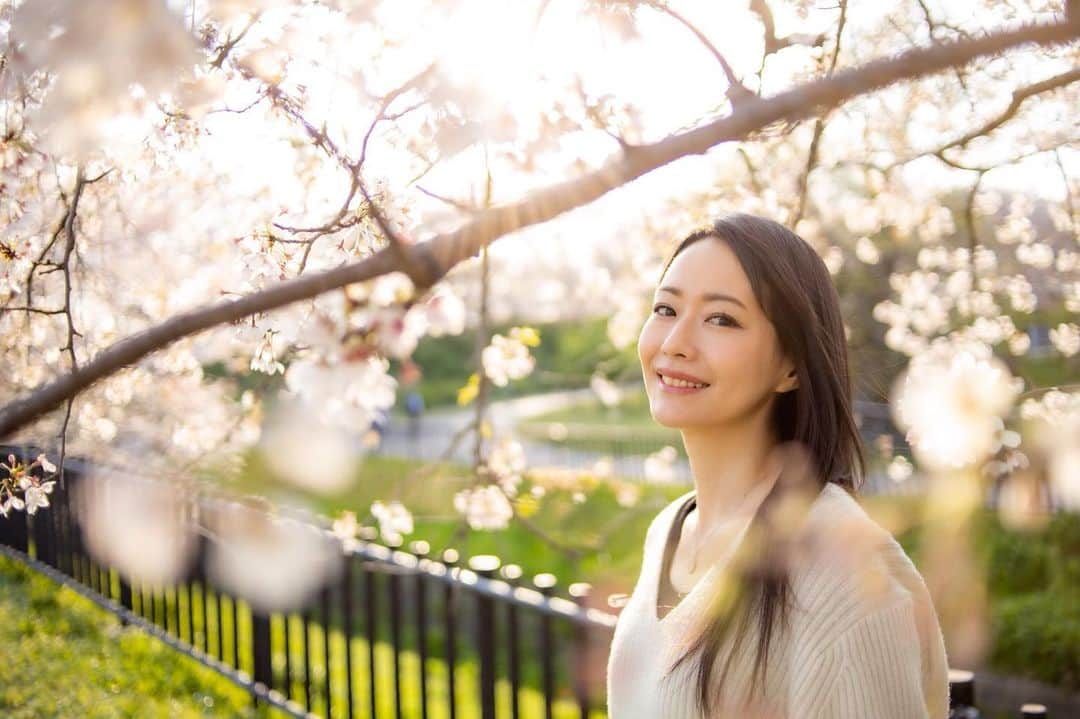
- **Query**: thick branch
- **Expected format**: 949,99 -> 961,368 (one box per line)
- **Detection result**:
2,17 -> 1077,438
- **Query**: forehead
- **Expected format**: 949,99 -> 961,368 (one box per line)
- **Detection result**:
658,239 -> 754,303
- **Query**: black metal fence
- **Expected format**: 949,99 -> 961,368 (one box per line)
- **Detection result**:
0,445 -> 615,719
2,444 -> 1058,718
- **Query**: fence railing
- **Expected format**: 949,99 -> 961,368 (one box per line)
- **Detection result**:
0,445 -> 617,719
2,444 -> 1059,718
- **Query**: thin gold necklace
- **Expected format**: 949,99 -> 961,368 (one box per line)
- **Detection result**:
687,478 -> 772,575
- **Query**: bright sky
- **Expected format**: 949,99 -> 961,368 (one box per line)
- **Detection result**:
192,0 -> 1074,262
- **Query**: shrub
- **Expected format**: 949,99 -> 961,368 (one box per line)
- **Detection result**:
989,591 -> 1080,690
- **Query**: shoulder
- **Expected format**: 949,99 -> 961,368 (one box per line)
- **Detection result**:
643,489 -> 695,549
789,484 -> 929,636
786,486 -> 950,718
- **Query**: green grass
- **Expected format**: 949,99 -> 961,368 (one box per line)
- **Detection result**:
0,554 -> 252,718
1,550 -> 609,718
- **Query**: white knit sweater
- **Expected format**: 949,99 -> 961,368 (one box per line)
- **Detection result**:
606,483 -> 950,718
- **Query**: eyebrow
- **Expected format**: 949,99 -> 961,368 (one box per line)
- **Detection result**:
657,286 -> 747,310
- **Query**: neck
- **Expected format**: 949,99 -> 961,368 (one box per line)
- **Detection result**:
681,407 -> 780,532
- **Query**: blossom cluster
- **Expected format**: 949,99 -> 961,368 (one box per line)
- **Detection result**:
0,453 -> 58,516
481,326 -> 539,387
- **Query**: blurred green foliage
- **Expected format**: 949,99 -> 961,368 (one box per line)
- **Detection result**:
894,509 -> 1080,689
399,316 -> 641,409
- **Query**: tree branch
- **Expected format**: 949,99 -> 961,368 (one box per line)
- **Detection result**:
792,0 -> 848,226
934,66 -> 1080,155
2,17 -> 1077,438
637,0 -> 755,103
1054,148 -> 1078,235
749,0 -> 827,76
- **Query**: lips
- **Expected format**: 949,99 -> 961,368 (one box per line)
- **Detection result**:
656,371 -> 711,392
656,369 -> 710,386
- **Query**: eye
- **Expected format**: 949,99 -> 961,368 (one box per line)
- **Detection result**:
708,313 -> 740,328
652,303 -> 674,317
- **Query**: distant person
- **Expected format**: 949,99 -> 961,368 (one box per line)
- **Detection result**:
405,390 -> 425,438
606,214 -> 948,718
369,408 -> 390,443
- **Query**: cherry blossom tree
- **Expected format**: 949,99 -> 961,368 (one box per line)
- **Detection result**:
1,0 -> 1078,659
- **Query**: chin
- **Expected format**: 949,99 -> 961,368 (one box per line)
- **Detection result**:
649,407 -> 699,429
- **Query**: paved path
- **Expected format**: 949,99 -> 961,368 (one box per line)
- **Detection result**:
372,387 -> 917,495
374,385 -> 695,483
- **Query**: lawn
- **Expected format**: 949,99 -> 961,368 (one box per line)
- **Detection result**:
0,554 -> 253,718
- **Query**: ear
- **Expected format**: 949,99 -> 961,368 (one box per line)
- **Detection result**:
776,364 -> 799,394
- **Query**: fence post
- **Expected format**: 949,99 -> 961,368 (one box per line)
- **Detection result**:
387,535 -> 404,719
442,548 -> 460,719
341,549 -> 356,719
469,555 -> 501,719
0,504 -> 29,554
569,582 -> 593,718
500,564 -> 523,719
534,573 -> 558,719
251,607 -> 273,707
410,539 -> 431,719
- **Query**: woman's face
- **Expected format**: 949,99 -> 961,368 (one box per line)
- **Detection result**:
637,238 -> 797,430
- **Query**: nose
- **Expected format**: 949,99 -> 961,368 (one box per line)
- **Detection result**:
659,315 -> 696,360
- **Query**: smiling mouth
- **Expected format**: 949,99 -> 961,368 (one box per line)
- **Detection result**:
657,372 -> 710,389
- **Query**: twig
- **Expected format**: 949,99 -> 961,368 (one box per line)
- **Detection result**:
933,66 -> 1080,156
1054,148 -> 1078,235
637,0 -> 755,104
791,0 -> 848,226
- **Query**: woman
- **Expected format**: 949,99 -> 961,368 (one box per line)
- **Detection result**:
606,214 -> 949,718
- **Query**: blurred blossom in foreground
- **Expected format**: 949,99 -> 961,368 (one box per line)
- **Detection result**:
1049,323 -> 1079,357
208,505 -> 340,613
7,0 -> 198,156
591,455 -> 615,479
614,480 -> 640,507
481,327 -> 538,387
590,372 -> 623,407
454,484 -> 513,530
488,437 -> 526,496
607,294 -> 648,350
260,399 -> 360,495
284,354 -> 397,434
77,474 -> 194,586
370,500 -> 414,542
331,510 -> 360,549
886,455 -> 914,483
644,445 -> 679,484
422,286 -> 468,337
1020,389 -> 1080,511
892,339 -> 1022,470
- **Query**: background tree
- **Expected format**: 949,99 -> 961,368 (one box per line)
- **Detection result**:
1,0 -> 1077,667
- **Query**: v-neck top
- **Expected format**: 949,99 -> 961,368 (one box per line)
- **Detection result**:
606,483 -> 952,719
655,493 -> 698,620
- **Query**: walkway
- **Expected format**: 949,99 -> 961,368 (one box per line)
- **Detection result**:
373,388 -> 916,495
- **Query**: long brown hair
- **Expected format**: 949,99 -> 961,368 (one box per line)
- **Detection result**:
660,213 -> 866,715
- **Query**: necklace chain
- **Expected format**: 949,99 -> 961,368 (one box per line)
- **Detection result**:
686,479 -> 772,575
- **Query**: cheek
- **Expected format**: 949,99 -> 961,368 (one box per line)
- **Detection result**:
637,320 -> 658,366
705,333 -> 776,388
